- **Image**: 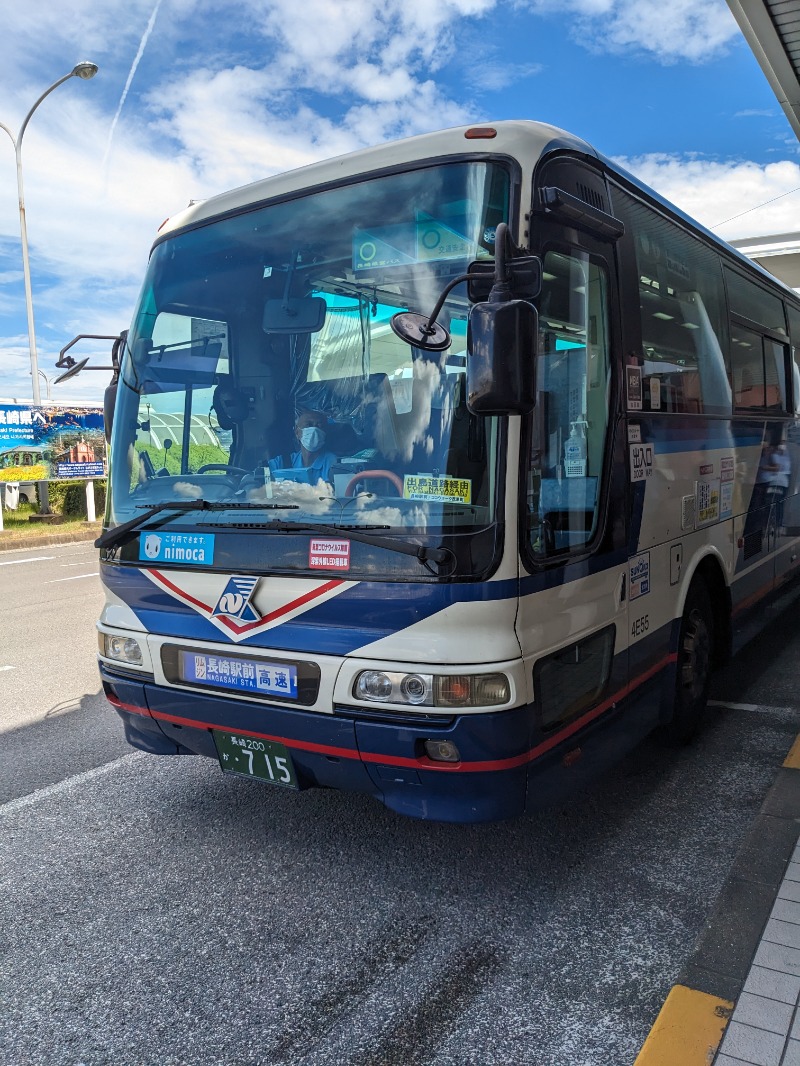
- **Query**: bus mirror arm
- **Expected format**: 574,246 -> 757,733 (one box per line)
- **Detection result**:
55,331 -> 126,442
389,222 -> 541,360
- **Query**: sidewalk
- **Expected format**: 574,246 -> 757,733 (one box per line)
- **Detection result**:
635,734 -> 800,1066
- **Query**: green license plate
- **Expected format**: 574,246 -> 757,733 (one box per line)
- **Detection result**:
212,730 -> 298,789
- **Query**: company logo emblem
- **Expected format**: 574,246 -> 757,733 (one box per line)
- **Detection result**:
212,576 -> 260,622
144,533 -> 162,559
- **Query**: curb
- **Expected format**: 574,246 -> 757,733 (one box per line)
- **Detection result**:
0,527 -> 100,552
634,736 -> 800,1065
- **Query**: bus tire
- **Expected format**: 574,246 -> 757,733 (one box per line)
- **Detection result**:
661,581 -> 714,745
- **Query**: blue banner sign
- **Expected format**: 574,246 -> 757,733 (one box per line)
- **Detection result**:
0,403 -> 105,482
56,461 -> 106,478
180,651 -> 299,699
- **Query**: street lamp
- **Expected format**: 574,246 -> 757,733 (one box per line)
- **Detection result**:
37,369 -> 52,402
0,61 -> 99,405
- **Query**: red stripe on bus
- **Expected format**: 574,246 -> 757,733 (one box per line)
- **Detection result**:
145,570 -> 344,634
105,653 -> 676,773
145,569 -> 210,613
214,579 -> 345,634
106,694 -> 150,717
732,577 -> 773,618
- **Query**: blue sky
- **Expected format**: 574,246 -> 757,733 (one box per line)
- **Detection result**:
1,0 -> 798,403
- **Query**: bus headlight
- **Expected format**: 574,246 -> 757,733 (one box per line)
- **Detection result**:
100,633 -> 144,666
353,670 -> 509,708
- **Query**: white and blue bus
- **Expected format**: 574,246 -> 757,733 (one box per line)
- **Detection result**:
84,120 -> 800,822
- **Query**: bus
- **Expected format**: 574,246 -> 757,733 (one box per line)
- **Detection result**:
86,120 -> 800,823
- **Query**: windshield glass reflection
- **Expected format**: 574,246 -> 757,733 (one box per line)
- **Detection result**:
110,162 -> 509,537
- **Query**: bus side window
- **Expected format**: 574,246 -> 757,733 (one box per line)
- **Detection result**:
611,185 -> 731,416
731,324 -> 789,412
528,251 -> 611,556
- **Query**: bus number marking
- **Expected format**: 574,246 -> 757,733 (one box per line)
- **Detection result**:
631,614 -> 649,640
629,443 -> 654,482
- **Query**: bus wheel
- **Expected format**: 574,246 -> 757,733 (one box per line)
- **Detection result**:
662,582 -> 714,745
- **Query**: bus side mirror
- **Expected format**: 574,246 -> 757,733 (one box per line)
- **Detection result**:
103,380 -> 117,444
103,331 -> 125,443
467,299 -> 537,415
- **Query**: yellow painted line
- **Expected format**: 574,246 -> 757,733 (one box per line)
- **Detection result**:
634,985 -> 733,1066
783,734 -> 800,769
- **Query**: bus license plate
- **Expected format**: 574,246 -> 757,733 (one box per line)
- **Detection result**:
212,730 -> 298,789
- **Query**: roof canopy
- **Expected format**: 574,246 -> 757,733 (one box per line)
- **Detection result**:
726,0 -> 800,141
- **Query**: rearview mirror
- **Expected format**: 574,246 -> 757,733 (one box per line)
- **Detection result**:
263,296 -> 326,334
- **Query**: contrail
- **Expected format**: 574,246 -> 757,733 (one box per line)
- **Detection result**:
101,0 -> 164,177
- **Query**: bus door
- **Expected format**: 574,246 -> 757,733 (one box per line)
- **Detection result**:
732,325 -> 794,590
519,226 -> 630,743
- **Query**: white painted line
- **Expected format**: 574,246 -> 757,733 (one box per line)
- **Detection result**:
0,665 -> 15,672
708,700 -> 797,714
0,555 -> 55,566
45,572 -> 100,583
0,752 -> 143,816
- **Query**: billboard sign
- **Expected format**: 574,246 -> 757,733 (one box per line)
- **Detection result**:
0,404 -> 106,484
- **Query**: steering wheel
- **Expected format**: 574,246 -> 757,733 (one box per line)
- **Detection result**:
196,464 -> 250,475
344,469 -> 403,497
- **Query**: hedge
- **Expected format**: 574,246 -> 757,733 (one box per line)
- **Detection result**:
43,479 -> 107,516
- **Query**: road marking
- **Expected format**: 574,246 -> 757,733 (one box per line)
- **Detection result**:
634,984 -> 732,1066
0,752 -> 143,816
708,700 -> 797,714
0,556 -> 55,566
784,734 -> 800,769
0,665 -> 15,672
45,572 -> 100,583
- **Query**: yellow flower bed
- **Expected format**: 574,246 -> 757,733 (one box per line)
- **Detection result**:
0,465 -> 47,481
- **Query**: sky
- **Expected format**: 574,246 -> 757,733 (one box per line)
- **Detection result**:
1,0 -> 799,403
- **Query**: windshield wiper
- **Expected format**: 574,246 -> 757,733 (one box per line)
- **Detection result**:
97,503 -> 450,568
255,518 -> 450,567
95,500 -> 300,551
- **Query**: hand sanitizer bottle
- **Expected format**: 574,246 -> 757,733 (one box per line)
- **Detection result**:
564,422 -> 587,478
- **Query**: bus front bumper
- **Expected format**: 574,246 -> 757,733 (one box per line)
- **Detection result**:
100,659 -> 659,823
100,664 -> 537,823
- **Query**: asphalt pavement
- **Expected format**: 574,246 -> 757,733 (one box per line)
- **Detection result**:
1,539 -> 800,1065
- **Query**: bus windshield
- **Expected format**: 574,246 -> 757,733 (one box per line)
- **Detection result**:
109,162 -> 510,549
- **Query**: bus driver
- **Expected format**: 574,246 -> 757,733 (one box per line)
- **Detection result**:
268,409 -> 337,484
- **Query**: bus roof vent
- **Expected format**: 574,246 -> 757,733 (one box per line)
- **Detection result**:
577,182 -> 607,213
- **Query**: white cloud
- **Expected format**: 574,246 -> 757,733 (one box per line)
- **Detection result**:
615,154 -> 800,239
0,0 -> 790,406
478,63 -> 543,93
0,0 -> 497,400
526,0 -> 739,62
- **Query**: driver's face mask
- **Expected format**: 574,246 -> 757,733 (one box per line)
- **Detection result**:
299,426 -> 326,453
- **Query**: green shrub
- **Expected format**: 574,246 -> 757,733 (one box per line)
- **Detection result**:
46,479 -> 107,517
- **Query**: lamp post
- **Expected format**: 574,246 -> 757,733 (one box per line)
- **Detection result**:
0,61 -> 99,405
37,369 -> 52,402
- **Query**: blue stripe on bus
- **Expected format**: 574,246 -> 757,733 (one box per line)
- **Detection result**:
640,423 -> 762,455
101,564 -> 521,652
